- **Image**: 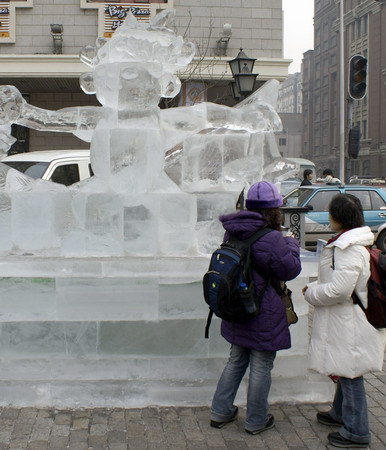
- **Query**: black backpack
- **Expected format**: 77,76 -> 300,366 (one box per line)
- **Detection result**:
203,227 -> 272,338
352,247 -> 386,329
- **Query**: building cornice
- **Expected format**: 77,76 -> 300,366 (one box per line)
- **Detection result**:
0,54 -> 292,81
332,0 -> 381,32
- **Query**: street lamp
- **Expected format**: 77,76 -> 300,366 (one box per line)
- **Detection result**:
228,49 -> 258,100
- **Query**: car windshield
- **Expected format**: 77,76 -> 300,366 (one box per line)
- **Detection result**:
2,161 -> 49,179
283,188 -> 314,207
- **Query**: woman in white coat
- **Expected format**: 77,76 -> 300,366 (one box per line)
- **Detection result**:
303,194 -> 386,449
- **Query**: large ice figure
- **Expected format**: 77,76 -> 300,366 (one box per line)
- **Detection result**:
0,9 -> 289,256
0,11 -> 334,409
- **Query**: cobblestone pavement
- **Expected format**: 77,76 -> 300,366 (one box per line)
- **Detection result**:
0,360 -> 384,450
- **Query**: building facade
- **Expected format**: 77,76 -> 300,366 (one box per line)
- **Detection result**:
277,72 -> 302,113
276,112 -> 303,158
0,0 -> 291,153
302,0 -> 386,179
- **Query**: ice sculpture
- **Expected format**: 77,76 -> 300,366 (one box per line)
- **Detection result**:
0,10 -> 334,409
0,9 -> 288,256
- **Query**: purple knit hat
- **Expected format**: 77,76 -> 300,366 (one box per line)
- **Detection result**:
245,181 -> 283,209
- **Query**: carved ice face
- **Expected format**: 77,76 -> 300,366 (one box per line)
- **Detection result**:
93,62 -> 162,111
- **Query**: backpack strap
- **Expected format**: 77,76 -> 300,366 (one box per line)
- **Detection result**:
351,290 -> 366,312
230,227 -> 273,280
232,226 -> 274,248
205,310 -> 214,339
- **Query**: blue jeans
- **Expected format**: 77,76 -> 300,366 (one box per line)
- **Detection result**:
329,376 -> 371,443
211,344 -> 276,431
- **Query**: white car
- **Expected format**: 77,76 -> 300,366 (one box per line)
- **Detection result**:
2,150 -> 92,186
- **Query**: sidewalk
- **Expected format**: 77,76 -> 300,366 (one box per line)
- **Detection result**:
0,356 -> 384,450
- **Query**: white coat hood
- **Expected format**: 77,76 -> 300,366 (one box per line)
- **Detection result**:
326,226 -> 374,250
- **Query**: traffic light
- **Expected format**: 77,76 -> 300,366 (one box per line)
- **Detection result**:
348,126 -> 361,159
348,55 -> 367,100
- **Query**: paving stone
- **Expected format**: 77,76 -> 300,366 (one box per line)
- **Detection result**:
165,431 -> 186,445
68,444 -> 88,450
126,422 -> 145,437
48,435 -> 69,446
109,444 -> 129,450
54,412 -> 72,425
91,409 -> 110,425
261,431 -> 289,449
107,430 -> 127,444
51,423 -> 70,437
69,428 -> 89,443
185,442 -> 207,450
26,442 -> 48,450
1,408 -> 19,421
282,431 -> 305,447
127,436 -> 148,449
125,408 -> 142,421
90,423 -> 109,435
296,427 -> 318,440
88,434 -> 108,447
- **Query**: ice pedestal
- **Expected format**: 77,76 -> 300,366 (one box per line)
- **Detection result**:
0,252 -> 334,408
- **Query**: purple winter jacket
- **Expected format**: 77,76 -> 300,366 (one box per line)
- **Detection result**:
220,210 -> 301,351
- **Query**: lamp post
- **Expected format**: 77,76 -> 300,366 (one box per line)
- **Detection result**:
228,49 -> 258,100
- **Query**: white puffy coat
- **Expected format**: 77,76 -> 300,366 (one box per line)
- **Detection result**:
304,226 -> 386,378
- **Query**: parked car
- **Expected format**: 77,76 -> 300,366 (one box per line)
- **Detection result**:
348,176 -> 386,185
283,184 -> 386,250
1,150 -> 92,186
280,176 -> 302,195
279,158 -> 317,195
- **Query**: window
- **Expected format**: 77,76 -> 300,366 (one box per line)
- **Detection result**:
346,190 -> 371,210
363,160 -> 370,176
308,190 -> 340,211
50,164 -> 80,186
2,161 -> 48,179
279,138 -> 287,146
370,191 -> 386,210
356,18 -> 361,39
283,189 -> 314,207
363,15 -> 368,35
362,120 -> 367,140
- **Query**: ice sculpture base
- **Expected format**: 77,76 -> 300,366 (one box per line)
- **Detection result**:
0,253 -> 334,408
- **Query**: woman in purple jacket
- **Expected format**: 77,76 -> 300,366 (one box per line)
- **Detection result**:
210,181 -> 301,434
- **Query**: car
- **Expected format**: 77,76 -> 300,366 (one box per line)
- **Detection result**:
1,150 -> 92,186
283,184 -> 386,250
348,177 -> 386,185
280,177 -> 302,195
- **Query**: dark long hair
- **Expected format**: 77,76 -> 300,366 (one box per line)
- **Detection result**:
329,194 -> 364,229
248,208 -> 282,231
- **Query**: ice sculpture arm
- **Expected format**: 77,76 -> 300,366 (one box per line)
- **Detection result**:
0,84 -> 101,134
17,103 -> 102,133
0,124 -> 16,155
161,101 -> 282,150
204,102 -> 282,132
0,86 -> 24,153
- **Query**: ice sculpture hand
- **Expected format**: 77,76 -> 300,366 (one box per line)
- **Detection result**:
0,86 -> 24,125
